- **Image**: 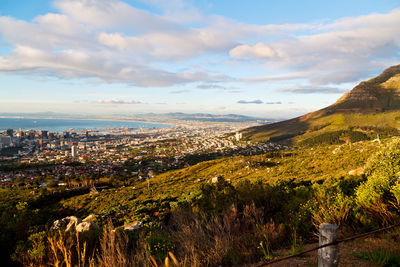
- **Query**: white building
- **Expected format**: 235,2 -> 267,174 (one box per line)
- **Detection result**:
235,132 -> 242,141
71,145 -> 78,158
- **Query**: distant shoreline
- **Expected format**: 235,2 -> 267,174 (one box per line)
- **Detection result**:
0,116 -> 175,127
0,116 -> 175,133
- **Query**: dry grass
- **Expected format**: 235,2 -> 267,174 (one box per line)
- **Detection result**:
96,220 -> 153,267
47,231 -> 95,267
168,204 -> 287,266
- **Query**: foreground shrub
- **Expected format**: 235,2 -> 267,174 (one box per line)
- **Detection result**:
309,178 -> 354,229
356,138 -> 400,225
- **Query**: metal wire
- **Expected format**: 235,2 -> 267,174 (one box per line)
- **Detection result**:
255,223 -> 400,266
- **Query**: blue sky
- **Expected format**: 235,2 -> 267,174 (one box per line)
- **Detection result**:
0,0 -> 399,119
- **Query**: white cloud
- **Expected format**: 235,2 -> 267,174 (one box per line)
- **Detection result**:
170,89 -> 190,94
231,9 -> 400,85
279,85 -> 347,94
0,0 -> 398,91
265,101 -> 282,104
0,0 -> 234,85
96,99 -> 142,104
237,99 -> 263,104
241,71 -> 308,83
230,42 -> 280,59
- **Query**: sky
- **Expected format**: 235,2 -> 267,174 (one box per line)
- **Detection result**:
0,0 -> 399,119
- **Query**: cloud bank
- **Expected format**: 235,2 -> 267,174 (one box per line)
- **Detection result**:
231,9 -> 400,86
237,99 -> 263,104
279,86 -> 347,94
97,99 -> 142,104
0,0 -> 398,93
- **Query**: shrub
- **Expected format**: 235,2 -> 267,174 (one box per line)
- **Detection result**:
300,130 -> 370,147
356,138 -> 400,224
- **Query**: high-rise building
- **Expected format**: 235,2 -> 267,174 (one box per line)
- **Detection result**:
235,132 -> 242,141
40,130 -> 48,138
0,136 -> 11,148
63,131 -> 70,139
71,145 -> 78,158
6,129 -> 13,137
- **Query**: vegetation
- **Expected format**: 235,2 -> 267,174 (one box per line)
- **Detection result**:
1,135 -> 400,266
354,249 -> 400,267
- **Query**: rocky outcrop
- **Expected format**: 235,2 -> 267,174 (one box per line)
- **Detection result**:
52,215 -> 98,233
123,221 -> 143,231
329,64 -> 400,111
348,167 -> 364,176
83,214 -> 97,222
52,216 -> 82,233
76,221 -> 98,232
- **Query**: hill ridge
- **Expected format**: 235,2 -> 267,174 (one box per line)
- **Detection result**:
242,64 -> 400,143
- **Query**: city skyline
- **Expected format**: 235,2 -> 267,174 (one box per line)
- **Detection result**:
1,0 -> 400,119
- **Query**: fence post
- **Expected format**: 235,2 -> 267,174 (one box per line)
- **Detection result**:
318,223 -> 339,267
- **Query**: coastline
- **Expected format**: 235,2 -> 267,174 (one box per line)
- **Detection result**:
0,116 -> 176,133
0,116 -> 175,127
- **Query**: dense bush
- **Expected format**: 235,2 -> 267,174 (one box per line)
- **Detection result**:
356,138 -> 400,225
300,130 -> 370,147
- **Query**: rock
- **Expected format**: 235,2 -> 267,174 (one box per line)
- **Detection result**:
83,214 -> 97,222
52,216 -> 82,233
348,167 -> 364,176
65,216 -> 82,233
211,176 -> 219,183
90,186 -> 99,194
52,218 -> 68,230
123,221 -> 143,231
76,221 -> 99,233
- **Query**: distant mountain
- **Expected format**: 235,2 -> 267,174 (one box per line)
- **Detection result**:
0,111 -> 274,123
160,113 -> 273,122
242,64 -> 400,144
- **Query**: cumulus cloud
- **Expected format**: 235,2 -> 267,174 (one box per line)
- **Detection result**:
170,89 -> 190,94
197,83 -> 227,90
232,9 -> 400,85
0,0 -> 235,86
241,71 -> 308,83
230,42 -> 280,59
0,0 -> 398,90
97,99 -> 142,104
237,99 -> 263,104
279,86 -> 347,94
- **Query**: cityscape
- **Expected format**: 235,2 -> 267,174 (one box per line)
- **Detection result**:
0,120 -> 284,189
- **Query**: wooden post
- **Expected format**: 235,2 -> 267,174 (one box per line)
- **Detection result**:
318,223 -> 339,267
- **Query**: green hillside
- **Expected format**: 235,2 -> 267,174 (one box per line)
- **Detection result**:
59,139 -> 381,224
242,65 -> 400,144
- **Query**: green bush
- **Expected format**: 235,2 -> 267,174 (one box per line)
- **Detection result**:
300,130 -> 370,147
356,138 -> 400,224
356,138 -> 400,206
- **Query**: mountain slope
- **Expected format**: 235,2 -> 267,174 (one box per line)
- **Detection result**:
242,64 -> 400,144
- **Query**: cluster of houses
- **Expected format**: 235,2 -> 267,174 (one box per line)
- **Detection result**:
0,121 -> 280,188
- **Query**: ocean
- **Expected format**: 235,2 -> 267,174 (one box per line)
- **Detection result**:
0,117 -> 172,133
